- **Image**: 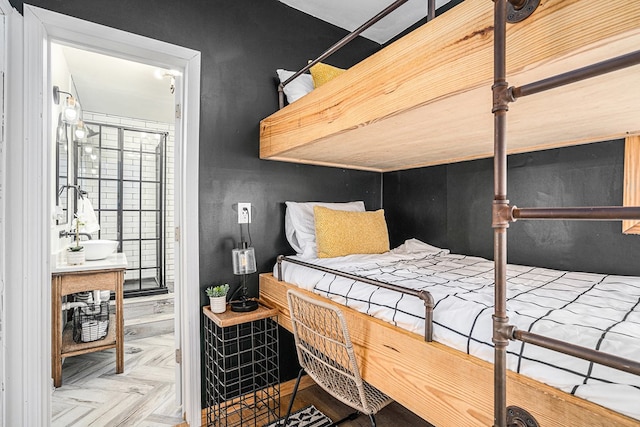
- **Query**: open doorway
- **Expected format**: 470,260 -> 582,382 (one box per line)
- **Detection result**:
3,5 -> 201,426
52,43 -> 177,298
50,43 -> 181,424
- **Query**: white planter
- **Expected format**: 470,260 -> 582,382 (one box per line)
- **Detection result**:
67,249 -> 85,265
209,296 -> 227,314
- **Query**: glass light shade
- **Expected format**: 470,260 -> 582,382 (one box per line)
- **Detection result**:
56,118 -> 68,145
62,96 -> 81,124
74,120 -> 87,139
232,246 -> 256,275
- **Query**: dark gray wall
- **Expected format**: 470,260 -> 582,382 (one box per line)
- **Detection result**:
385,140 -> 640,276
21,0 -> 639,407
10,0 -> 382,283
11,0 -> 381,397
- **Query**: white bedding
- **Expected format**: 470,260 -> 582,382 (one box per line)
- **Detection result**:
274,239 -> 640,421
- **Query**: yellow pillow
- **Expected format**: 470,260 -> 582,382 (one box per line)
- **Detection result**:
314,206 -> 389,258
309,62 -> 346,88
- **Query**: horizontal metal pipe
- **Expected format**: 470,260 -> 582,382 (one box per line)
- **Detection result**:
512,50 -> 640,99
514,329 -> 640,376
277,255 -> 434,342
278,256 -> 427,301
512,206 -> 640,221
280,0 -> 409,93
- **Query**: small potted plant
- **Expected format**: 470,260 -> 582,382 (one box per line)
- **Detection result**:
206,284 -> 229,314
67,216 -> 86,265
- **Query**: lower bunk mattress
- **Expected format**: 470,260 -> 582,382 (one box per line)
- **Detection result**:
274,239 -> 640,421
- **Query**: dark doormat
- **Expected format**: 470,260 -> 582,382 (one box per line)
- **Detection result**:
264,405 -> 332,427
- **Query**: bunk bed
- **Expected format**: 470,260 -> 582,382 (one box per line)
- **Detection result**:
258,0 -> 640,426
260,0 -> 640,172
260,262 -> 640,427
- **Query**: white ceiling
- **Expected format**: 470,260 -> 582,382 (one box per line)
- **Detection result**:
280,0 -> 452,44
54,1 -> 450,125
56,44 -> 176,124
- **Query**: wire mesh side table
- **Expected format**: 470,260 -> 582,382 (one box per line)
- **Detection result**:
203,304 -> 280,427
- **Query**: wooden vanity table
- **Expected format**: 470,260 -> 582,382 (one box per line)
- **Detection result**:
51,253 -> 127,387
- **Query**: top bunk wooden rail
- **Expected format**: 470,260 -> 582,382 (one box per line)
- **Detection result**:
278,0 -> 437,109
492,1 -> 640,426
261,0 -> 640,172
276,255 -> 435,342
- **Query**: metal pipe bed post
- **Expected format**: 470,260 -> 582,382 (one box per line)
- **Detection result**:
278,85 -> 285,109
491,1 -> 510,426
427,0 -> 435,21
277,255 -> 284,281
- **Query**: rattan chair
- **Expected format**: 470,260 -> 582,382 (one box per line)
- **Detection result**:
282,289 -> 393,427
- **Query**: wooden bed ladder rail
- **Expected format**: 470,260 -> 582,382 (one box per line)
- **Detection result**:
276,255 -> 435,342
493,1 -> 640,426
278,0 -> 437,109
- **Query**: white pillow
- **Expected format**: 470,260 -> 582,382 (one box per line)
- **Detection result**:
285,201 -> 365,258
390,239 -> 449,256
276,69 -> 314,104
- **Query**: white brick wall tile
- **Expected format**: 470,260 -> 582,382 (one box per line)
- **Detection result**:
80,112 -> 175,284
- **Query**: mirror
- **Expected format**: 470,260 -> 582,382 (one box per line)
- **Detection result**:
55,117 -> 70,225
55,119 -> 101,225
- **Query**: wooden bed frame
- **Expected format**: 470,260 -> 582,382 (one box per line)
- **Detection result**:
260,0 -> 640,172
259,1 -> 640,424
260,273 -> 639,427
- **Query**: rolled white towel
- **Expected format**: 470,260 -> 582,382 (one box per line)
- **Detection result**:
76,197 -> 100,234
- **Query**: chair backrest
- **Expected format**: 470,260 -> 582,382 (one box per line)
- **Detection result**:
286,289 -> 373,414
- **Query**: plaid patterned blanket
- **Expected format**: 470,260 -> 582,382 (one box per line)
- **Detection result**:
276,240 -> 640,420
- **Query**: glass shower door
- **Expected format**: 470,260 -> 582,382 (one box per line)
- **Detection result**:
76,123 -> 167,297
121,128 -> 165,295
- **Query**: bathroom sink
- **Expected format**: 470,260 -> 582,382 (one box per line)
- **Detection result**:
82,240 -> 119,260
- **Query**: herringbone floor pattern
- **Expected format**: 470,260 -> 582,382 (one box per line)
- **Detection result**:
51,333 -> 182,427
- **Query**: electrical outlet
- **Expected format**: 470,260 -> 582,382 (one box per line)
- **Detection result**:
238,202 -> 251,224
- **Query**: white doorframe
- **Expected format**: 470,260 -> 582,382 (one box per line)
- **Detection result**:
5,5 -> 201,426
0,1 -> 12,425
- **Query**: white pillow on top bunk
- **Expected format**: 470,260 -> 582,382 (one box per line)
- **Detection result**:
276,69 -> 314,104
285,200 -> 365,258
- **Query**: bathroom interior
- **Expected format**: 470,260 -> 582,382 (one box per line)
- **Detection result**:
49,42 -> 182,424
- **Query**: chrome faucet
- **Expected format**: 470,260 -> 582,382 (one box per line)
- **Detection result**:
57,184 -> 88,200
59,230 -> 92,240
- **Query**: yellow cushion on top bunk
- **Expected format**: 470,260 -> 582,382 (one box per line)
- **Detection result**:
309,62 -> 346,87
314,206 -> 389,258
